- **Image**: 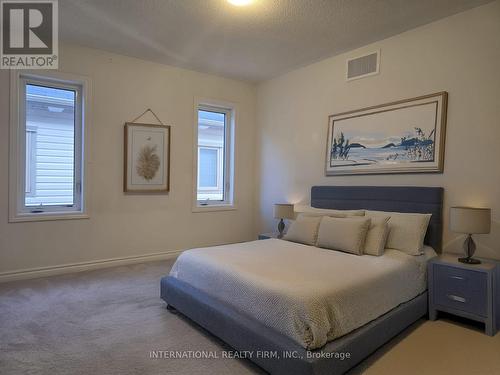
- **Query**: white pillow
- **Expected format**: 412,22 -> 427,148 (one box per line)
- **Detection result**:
294,205 -> 365,218
283,214 -> 322,246
363,216 -> 390,256
316,216 -> 371,255
365,210 -> 432,256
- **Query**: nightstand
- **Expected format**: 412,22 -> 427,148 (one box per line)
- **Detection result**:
428,255 -> 498,336
258,232 -> 281,240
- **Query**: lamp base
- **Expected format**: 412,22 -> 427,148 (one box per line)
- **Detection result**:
277,218 -> 285,239
458,234 -> 480,264
458,257 -> 481,265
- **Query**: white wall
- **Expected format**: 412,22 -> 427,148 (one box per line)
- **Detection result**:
0,44 -> 257,277
256,1 -> 500,259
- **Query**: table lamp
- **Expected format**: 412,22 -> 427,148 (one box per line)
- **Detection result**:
450,206 -> 491,264
273,204 -> 294,238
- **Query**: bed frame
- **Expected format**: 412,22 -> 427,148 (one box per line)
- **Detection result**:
161,186 -> 443,375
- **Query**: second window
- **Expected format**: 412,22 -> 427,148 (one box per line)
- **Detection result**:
196,105 -> 233,205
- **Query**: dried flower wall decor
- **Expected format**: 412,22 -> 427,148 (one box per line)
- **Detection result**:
136,145 -> 161,181
124,122 -> 170,193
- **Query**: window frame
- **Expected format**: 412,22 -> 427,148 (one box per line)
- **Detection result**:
25,127 -> 36,197
193,99 -> 236,212
9,70 -> 91,222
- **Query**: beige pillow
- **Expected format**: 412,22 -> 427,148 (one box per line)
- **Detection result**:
365,210 -> 432,256
293,205 -> 365,218
283,214 -> 322,246
363,216 -> 390,256
317,216 -> 371,255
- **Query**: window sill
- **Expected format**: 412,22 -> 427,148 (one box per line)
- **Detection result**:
192,204 -> 237,213
9,212 -> 89,223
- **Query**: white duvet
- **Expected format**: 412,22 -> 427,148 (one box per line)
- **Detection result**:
170,239 -> 436,350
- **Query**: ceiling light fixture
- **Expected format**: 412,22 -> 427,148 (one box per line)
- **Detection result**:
227,0 -> 253,6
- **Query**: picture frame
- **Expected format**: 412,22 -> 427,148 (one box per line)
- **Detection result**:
124,122 -> 170,193
325,92 -> 448,176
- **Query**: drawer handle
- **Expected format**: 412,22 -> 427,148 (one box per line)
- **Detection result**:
449,275 -> 465,281
447,294 -> 466,303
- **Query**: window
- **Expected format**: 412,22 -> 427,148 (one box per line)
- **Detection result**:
194,102 -> 234,209
198,147 -> 220,190
9,72 -> 89,222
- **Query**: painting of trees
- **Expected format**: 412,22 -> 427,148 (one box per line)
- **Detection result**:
331,132 -> 351,160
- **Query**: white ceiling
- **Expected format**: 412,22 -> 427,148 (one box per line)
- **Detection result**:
59,0 -> 493,82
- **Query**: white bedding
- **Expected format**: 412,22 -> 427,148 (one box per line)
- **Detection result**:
170,239 -> 436,350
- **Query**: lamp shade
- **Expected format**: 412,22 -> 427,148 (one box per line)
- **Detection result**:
273,204 -> 294,220
450,207 -> 491,234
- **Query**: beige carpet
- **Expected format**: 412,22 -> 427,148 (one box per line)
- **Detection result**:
1,260 -> 499,375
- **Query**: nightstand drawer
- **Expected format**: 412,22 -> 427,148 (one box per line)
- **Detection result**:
434,264 -> 488,317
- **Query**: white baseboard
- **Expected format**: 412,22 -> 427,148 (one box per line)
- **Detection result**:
0,249 -> 183,283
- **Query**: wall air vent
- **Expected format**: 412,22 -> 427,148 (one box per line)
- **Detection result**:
346,50 -> 380,81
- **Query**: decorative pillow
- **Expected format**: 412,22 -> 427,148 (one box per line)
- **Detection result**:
294,205 -> 365,218
283,214 -> 322,246
365,210 -> 432,256
363,216 -> 390,256
316,216 -> 371,255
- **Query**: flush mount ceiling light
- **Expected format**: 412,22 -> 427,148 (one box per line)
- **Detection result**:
227,0 -> 253,6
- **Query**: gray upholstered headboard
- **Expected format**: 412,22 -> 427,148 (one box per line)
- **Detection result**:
311,186 -> 444,252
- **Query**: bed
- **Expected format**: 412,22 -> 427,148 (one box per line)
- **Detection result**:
161,186 -> 443,374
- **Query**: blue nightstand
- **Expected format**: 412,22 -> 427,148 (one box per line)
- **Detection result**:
258,232 -> 281,240
428,255 -> 499,336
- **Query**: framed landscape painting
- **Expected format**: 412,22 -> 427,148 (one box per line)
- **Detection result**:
124,123 -> 170,193
325,92 -> 448,176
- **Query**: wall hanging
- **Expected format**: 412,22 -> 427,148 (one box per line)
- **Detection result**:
325,92 -> 447,176
124,109 -> 170,193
